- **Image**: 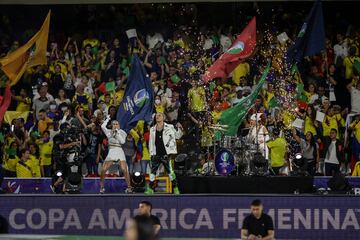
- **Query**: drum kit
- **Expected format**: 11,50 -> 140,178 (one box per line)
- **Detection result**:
207,124 -> 269,176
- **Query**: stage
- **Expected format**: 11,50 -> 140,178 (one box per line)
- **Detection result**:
178,176 -> 315,194
2,176 -> 360,194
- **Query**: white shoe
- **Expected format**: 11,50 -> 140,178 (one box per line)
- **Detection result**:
125,188 -> 133,194
100,187 -> 105,194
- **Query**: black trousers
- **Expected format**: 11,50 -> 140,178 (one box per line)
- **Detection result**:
149,155 -> 178,188
325,162 -> 340,176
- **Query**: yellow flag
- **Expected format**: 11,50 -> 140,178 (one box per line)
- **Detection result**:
0,11 -> 50,86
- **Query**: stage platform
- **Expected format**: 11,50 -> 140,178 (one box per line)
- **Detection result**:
2,176 -> 360,194
0,194 -> 359,239
178,176 -> 315,193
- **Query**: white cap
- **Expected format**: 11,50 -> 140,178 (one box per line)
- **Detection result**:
235,86 -> 243,92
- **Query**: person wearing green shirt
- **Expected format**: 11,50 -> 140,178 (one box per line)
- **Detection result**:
266,128 -> 287,175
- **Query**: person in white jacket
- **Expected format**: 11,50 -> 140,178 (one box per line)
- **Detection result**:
100,117 -> 131,193
145,112 -> 183,194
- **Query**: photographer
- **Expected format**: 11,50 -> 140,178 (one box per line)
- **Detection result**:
76,111 -> 102,177
51,122 -> 83,193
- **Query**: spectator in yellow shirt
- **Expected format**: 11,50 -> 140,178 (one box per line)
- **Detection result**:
28,143 -> 42,178
267,128 -> 287,175
343,46 -> 360,80
187,79 -> 206,113
16,149 -> 33,178
262,83 -> 275,110
12,88 -> 31,113
352,161 -> 360,176
37,131 -> 54,177
304,83 -> 317,102
154,95 -> 166,113
349,115 -> 360,161
303,105 -> 317,137
322,107 -> 340,139
72,83 -> 93,115
2,142 -> 19,177
37,109 -> 53,135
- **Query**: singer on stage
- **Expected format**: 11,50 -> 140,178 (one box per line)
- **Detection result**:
100,117 -> 132,194
146,112 -> 183,194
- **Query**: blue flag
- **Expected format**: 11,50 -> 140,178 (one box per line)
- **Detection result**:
116,54 -> 154,132
287,0 -> 325,64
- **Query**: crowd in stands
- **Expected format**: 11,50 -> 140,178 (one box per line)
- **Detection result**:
0,3 -> 360,182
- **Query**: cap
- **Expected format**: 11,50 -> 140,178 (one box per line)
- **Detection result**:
235,86 -> 243,92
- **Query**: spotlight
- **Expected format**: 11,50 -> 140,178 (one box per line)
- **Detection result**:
295,153 -> 303,160
131,171 -> 145,192
56,170 -> 63,177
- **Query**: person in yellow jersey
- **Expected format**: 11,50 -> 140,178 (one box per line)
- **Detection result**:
349,114 -> 360,161
352,161 -> 360,176
136,121 -> 151,174
2,142 -> 19,177
72,83 -> 93,115
12,88 -> 31,113
187,79 -> 206,113
37,109 -> 53,135
37,131 -> 54,177
302,105 -> 317,137
154,95 -> 166,113
28,143 -> 42,178
322,107 -> 340,139
281,102 -> 296,129
266,128 -> 287,175
16,149 -> 33,178
343,46 -> 360,81
262,83 -> 275,110
304,83 -> 317,103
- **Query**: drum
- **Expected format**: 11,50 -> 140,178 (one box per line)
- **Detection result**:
215,149 -> 235,176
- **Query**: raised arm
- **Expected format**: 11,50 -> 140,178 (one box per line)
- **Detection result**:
101,117 -> 112,138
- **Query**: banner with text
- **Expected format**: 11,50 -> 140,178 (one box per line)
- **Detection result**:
0,195 -> 359,239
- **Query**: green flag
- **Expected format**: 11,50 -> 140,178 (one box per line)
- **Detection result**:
106,81 -> 116,92
354,60 -> 360,73
219,61 -> 271,136
268,96 -> 280,108
170,74 -> 181,84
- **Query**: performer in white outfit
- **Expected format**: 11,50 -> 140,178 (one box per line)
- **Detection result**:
247,113 -> 269,159
100,117 -> 131,193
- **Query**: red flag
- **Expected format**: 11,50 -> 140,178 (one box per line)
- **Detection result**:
0,86 -> 12,124
203,17 -> 256,82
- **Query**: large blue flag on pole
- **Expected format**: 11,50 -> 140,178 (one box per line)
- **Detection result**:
117,54 -> 154,132
287,0 -> 325,64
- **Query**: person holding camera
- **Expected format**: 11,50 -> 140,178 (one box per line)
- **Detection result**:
51,123 -> 82,193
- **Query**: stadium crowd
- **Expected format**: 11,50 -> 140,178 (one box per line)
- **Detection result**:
0,3 -> 360,188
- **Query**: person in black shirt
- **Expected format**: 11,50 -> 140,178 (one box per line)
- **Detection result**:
125,216 -> 155,240
241,199 -> 274,240
135,201 -> 161,238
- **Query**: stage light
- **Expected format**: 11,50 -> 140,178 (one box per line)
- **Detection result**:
295,153 -> 303,160
131,171 -> 145,192
56,170 -> 63,177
